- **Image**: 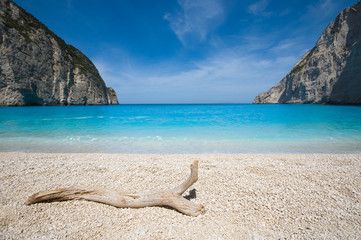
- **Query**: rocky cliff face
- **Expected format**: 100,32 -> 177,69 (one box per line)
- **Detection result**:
0,0 -> 118,106
254,1 -> 361,105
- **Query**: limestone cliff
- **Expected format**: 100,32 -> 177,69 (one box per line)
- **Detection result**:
0,0 -> 118,106
254,1 -> 361,105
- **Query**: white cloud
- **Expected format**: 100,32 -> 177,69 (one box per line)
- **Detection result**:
93,45 -> 297,104
89,0 -> 354,104
164,0 -> 224,46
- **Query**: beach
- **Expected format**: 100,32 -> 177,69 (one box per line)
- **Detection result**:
0,153 -> 360,239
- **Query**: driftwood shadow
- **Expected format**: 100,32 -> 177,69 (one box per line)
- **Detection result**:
184,188 -> 197,200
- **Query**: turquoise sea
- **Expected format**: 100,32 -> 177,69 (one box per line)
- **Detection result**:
1,104 -> 361,153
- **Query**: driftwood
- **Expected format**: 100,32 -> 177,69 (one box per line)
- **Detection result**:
26,160 -> 205,217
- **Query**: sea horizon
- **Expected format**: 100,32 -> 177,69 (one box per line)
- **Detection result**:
1,104 -> 361,154
4,101 -> 361,106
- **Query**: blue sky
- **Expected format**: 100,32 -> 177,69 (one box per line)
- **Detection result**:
14,0 -> 358,103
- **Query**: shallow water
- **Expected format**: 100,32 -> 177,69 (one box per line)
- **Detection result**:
1,104 -> 361,153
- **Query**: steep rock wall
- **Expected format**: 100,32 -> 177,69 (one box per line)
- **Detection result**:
254,1 -> 361,105
0,0 -> 118,106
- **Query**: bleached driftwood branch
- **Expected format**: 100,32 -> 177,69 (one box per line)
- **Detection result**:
26,160 -> 205,217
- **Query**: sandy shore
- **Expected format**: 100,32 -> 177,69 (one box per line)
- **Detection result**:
0,153 -> 360,239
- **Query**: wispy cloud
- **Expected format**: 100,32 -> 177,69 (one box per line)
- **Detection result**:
304,0 -> 338,23
92,43 -> 298,103
93,0 -> 350,104
164,0 -> 224,46
67,0 -> 72,9
248,0 -> 272,16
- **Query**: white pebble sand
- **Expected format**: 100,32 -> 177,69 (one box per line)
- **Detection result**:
1,153 -> 360,239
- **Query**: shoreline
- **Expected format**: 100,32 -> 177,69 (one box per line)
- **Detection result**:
1,152 -> 361,239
